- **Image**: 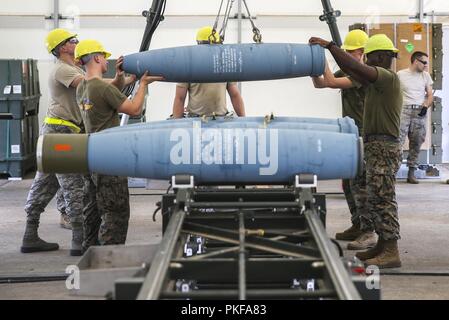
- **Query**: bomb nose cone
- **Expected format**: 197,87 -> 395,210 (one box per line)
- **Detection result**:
37,134 -> 89,174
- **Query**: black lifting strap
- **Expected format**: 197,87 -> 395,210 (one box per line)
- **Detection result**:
212,0 -> 263,44
242,0 -> 262,43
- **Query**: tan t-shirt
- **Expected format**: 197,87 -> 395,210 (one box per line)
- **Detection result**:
177,82 -> 234,116
47,60 -> 85,126
397,68 -> 433,106
76,78 -> 127,133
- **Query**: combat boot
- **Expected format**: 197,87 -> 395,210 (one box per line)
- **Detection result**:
347,231 -> 377,250
363,240 -> 401,269
355,238 -> 384,261
407,168 -> 419,184
70,223 -> 84,256
21,221 -> 59,253
335,224 -> 362,241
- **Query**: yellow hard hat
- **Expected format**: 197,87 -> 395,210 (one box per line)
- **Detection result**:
75,39 -> 112,61
45,28 -> 77,53
364,34 -> 399,55
196,26 -> 221,44
341,29 -> 369,51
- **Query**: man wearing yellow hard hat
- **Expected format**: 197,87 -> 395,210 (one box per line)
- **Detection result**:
172,26 -> 246,118
311,29 -> 375,252
74,39 -> 163,251
310,33 -> 402,269
21,28 -> 86,256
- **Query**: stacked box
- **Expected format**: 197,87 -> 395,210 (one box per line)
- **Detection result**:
0,59 -> 41,120
0,59 -> 41,178
0,115 -> 39,178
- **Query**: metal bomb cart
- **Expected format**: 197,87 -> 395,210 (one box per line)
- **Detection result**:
118,174 -> 378,300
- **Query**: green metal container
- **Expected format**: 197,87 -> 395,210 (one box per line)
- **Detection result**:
0,114 -> 39,177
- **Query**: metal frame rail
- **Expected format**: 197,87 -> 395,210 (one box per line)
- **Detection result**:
134,174 -> 361,300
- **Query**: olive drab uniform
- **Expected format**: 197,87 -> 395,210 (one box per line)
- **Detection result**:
22,60 -> 85,253
363,67 -> 403,241
334,71 -> 371,232
76,78 -> 130,250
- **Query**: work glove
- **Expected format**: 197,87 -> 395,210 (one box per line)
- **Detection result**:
418,107 -> 428,117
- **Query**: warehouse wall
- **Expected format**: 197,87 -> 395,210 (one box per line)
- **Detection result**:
1,0 -> 449,159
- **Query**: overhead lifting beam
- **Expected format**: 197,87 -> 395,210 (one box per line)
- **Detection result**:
319,0 -> 342,46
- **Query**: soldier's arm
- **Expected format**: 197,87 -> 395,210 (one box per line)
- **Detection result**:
227,83 -> 245,117
309,37 -> 378,86
313,62 -> 355,90
423,84 -> 433,108
69,76 -> 84,88
118,72 -> 163,116
172,86 -> 188,118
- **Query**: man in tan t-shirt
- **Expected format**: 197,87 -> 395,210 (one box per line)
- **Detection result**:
398,51 -> 434,184
172,26 -> 245,118
21,29 -> 87,256
75,39 -> 162,250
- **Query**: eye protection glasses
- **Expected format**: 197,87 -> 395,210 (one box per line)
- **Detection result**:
66,38 -> 79,45
417,59 -> 428,65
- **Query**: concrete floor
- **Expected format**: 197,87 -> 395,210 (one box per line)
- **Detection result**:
1,170 -> 449,300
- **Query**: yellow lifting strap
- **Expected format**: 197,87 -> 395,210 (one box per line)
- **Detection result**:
44,117 -> 81,133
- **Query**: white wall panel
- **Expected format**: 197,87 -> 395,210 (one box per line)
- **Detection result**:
0,0 -> 51,15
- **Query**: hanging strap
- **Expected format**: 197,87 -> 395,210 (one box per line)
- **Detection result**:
211,0 -> 263,44
242,0 -> 262,43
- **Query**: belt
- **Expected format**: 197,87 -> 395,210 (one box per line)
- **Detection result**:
364,134 -> 399,143
404,104 -> 423,109
44,117 -> 81,133
187,111 -> 230,118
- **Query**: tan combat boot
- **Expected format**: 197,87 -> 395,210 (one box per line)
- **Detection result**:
347,231 -> 377,250
407,168 -> 419,184
335,224 -> 362,241
355,238 -> 384,261
363,240 -> 402,269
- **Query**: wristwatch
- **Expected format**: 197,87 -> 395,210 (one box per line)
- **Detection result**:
326,41 -> 336,50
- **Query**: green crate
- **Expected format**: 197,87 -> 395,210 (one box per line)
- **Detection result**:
0,58 -> 41,98
0,115 -> 39,178
0,96 -> 39,119
0,59 -> 40,119
31,60 -> 41,96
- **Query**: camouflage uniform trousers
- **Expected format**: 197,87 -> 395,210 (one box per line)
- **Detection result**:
83,173 -> 130,250
56,189 -> 66,215
399,108 -> 427,169
24,124 -> 84,226
365,140 -> 402,241
342,162 -> 372,231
